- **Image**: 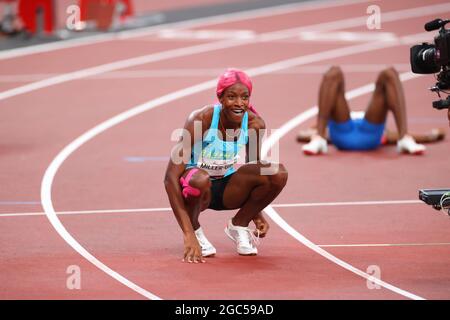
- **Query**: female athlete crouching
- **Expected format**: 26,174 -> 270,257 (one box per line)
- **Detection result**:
164,69 -> 288,263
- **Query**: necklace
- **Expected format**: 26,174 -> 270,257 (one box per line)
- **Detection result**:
219,114 -> 241,141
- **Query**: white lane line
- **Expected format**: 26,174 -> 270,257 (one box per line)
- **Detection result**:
116,0 -> 374,41
256,2 -> 450,42
0,207 -> 171,217
261,71 -> 425,300
42,179 -> 162,299
272,200 -> 422,208
40,31 -> 427,300
319,243 -> 450,248
0,64 -> 414,82
156,29 -> 257,40
0,0 -> 373,61
0,199 -> 422,218
298,31 -> 398,42
2,2 -> 449,102
265,207 -> 424,300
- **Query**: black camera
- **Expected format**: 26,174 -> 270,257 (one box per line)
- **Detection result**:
411,19 -> 450,213
419,189 -> 450,215
410,18 -> 450,110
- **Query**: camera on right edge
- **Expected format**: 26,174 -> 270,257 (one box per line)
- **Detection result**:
410,18 -> 450,110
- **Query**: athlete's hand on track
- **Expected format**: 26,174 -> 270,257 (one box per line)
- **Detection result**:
253,214 -> 269,238
182,233 -> 205,264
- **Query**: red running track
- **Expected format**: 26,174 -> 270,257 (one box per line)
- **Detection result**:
0,0 -> 449,299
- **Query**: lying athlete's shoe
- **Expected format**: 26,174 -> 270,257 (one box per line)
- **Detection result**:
397,134 -> 426,155
224,220 -> 259,256
302,134 -> 328,155
195,227 -> 216,257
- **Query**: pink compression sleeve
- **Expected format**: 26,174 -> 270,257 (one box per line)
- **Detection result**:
179,168 -> 201,198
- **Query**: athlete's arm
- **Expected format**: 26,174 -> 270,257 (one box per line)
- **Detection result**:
246,114 -> 270,237
164,108 -> 208,263
245,114 -> 266,163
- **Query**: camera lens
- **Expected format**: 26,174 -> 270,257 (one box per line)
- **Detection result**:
410,44 -> 440,74
420,48 -> 437,63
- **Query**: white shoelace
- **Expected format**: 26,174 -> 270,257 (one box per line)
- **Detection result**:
235,226 -> 260,247
197,236 -> 207,247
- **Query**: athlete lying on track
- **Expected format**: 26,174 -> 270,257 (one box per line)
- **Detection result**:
300,66 -> 442,155
297,126 -> 445,147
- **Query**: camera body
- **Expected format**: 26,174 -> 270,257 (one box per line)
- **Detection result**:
419,189 -> 450,215
411,19 -> 450,212
410,18 -> 450,109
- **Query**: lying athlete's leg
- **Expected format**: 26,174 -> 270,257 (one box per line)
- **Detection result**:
181,168 -> 211,230
365,67 -> 407,136
365,68 -> 426,153
223,162 -> 288,227
317,66 -> 351,137
297,127 -> 331,143
383,128 -> 446,144
298,125 -> 444,145
302,66 -> 350,154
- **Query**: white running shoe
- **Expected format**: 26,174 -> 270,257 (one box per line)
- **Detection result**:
302,134 -> 328,155
194,227 -> 216,257
224,220 -> 259,256
397,134 -> 426,155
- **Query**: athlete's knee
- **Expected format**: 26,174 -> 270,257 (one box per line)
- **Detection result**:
189,170 -> 211,192
267,163 -> 288,190
323,66 -> 344,83
377,67 -> 399,84
180,169 -> 211,199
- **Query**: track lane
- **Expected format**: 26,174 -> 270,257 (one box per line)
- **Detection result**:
2,1 -> 449,100
4,0 -> 380,299
44,32 -> 442,300
0,0 -> 373,68
1,0 -> 449,299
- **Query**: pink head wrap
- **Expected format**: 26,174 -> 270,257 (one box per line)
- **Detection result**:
216,68 -> 258,115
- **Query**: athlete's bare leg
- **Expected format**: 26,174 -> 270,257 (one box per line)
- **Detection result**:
222,162 -> 288,227
365,67 -> 407,137
383,128 -> 445,144
297,127 -> 445,144
180,168 -> 211,230
316,66 -> 351,138
365,67 -> 428,154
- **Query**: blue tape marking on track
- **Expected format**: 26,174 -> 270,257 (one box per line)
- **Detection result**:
0,201 -> 41,205
124,156 -> 170,162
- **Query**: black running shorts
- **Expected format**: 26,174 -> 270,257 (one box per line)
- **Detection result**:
208,174 -> 234,211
